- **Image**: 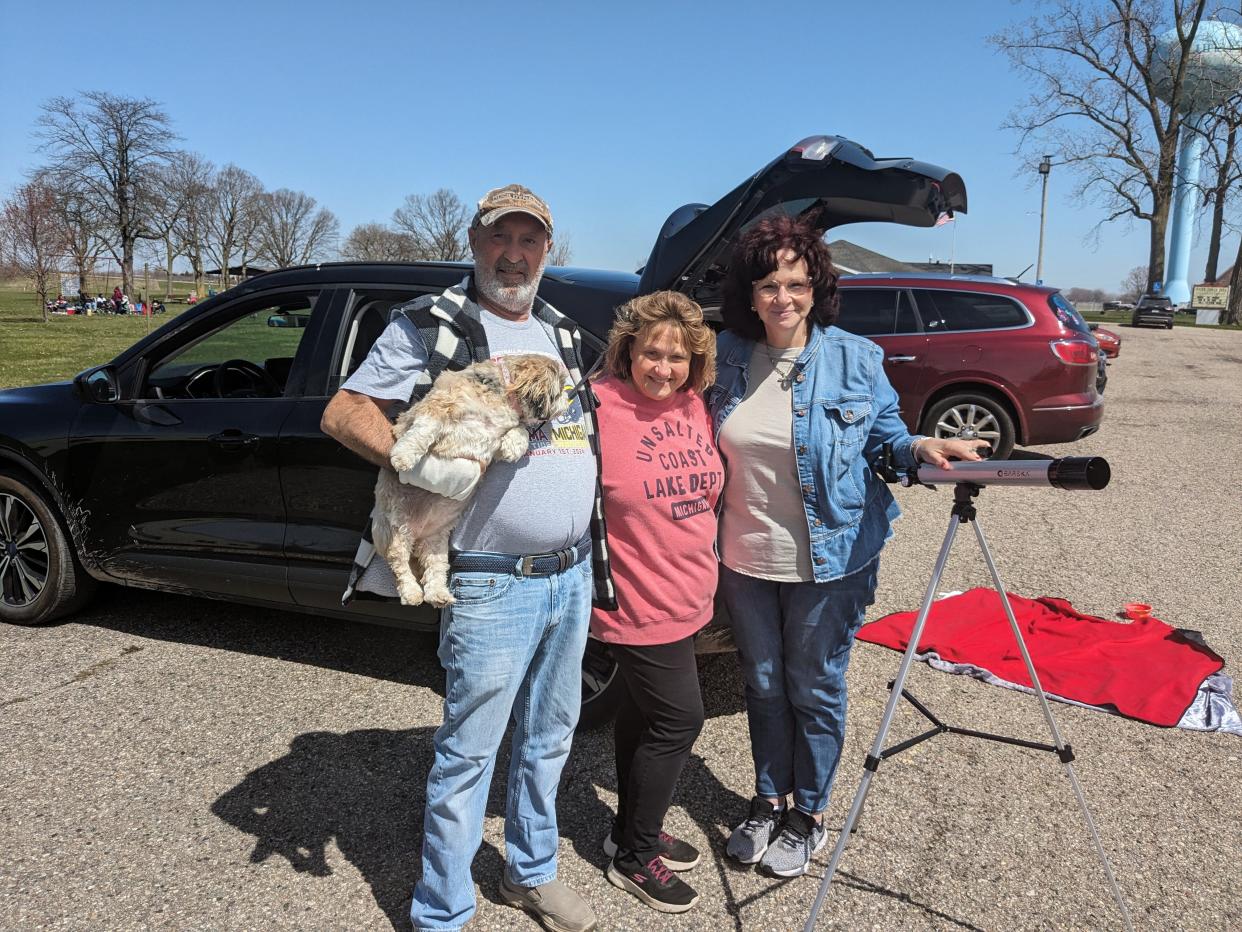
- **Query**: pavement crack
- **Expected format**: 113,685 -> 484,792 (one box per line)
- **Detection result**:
0,644 -> 144,709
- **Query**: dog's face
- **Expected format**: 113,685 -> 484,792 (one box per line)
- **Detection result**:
504,354 -> 572,425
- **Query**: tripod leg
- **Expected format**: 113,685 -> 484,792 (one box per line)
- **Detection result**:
804,510 -> 964,932
971,518 -> 1134,932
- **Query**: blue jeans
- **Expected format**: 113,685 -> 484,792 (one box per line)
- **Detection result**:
718,561 -> 878,815
409,557 -> 592,931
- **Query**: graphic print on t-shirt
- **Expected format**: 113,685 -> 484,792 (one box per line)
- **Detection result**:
633,416 -> 720,520
491,350 -> 589,456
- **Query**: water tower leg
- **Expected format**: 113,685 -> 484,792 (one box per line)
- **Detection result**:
1164,111 -> 1209,305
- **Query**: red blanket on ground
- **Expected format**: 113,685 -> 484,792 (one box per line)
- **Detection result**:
857,588 -> 1224,727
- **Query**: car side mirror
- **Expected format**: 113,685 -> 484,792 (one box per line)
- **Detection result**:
75,365 -> 120,403
1087,322 -> 1099,331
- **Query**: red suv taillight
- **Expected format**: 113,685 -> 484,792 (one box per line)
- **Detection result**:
1049,338 -> 1099,365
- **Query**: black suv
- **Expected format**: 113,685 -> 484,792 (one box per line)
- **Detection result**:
1131,294 -> 1175,329
0,135 -> 966,725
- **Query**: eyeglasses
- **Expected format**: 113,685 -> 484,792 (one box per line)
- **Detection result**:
755,280 -> 812,300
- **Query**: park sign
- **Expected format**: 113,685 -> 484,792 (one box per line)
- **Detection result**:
1191,285 -> 1229,308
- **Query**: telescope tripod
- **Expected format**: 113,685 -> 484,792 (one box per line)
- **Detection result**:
804,482 -> 1133,932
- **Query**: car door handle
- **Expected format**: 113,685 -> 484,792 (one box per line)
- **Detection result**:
208,429 -> 260,450
886,355 -> 918,363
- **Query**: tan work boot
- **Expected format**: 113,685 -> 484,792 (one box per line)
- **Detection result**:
498,874 -> 597,932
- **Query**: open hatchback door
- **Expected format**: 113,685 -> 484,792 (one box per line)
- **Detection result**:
637,134 -> 968,308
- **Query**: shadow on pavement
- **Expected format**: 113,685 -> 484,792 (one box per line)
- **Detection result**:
73,585 -> 448,695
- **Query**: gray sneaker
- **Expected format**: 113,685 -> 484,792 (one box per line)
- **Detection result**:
726,796 -> 785,864
498,874 -> 598,932
758,808 -> 827,878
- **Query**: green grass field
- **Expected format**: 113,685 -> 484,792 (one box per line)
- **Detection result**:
0,282 -> 195,389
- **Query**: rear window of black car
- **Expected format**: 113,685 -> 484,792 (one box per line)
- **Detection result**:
914,289 -> 1029,331
836,288 -> 918,336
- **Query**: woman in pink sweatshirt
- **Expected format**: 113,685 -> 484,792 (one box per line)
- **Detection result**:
592,291 -> 721,914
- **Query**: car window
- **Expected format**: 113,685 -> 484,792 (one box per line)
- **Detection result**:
330,288 -> 434,393
144,291 -> 320,400
836,288 -> 917,336
1048,292 -> 1094,336
914,289 -> 1028,331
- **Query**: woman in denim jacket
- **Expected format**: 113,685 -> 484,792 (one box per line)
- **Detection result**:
708,216 -> 986,879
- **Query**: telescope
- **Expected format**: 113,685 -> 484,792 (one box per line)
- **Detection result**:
907,456 -> 1110,491
873,445 -> 1110,491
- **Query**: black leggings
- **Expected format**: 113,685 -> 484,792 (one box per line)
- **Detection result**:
610,634 -> 705,860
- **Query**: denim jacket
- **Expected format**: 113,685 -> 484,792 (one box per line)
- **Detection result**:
706,324 -> 923,583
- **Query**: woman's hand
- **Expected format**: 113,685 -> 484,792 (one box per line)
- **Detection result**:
914,437 -> 991,468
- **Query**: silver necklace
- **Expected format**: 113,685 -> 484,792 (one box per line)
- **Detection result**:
763,342 -> 799,388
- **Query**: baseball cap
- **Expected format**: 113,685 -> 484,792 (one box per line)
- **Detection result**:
473,184 -> 553,235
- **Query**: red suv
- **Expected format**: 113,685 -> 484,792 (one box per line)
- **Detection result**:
835,274 -> 1103,458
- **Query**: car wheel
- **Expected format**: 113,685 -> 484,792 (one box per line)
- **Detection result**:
921,393 -> 1016,460
578,638 -> 625,730
0,472 -> 95,626
1166,321 -> 1174,329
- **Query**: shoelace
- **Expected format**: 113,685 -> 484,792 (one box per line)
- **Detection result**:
657,831 -> 678,846
646,855 -> 675,885
777,821 -> 814,851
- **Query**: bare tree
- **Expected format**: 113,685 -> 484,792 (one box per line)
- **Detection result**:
1121,264 -> 1150,301
992,0 -> 1216,292
393,188 -> 469,260
35,91 -> 178,296
1197,100 -> 1242,281
37,172 -> 105,299
341,222 -> 421,261
206,164 -> 263,290
252,188 -> 340,268
165,153 -> 216,296
1223,245 -> 1242,323
1,180 -> 70,322
549,233 -> 573,267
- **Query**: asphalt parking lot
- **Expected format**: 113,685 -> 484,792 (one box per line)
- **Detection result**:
3,323 -> 1240,931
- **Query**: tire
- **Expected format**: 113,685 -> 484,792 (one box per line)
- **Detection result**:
0,472 -> 96,626
920,392 -> 1016,460
578,638 -> 625,730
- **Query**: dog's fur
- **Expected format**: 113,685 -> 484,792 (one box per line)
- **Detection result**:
373,354 -> 570,607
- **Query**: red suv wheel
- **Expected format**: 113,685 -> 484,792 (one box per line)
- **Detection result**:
920,392 -> 1015,459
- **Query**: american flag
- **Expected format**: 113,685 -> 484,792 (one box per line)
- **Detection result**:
935,212 -> 955,227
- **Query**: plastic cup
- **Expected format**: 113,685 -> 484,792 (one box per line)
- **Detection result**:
1123,602 -> 1152,620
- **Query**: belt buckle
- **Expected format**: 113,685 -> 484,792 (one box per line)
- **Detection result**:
518,555 -> 535,577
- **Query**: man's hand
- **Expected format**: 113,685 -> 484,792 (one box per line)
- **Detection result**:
397,455 -> 483,501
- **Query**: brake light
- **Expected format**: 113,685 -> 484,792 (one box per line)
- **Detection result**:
1049,339 -> 1099,365
791,136 -> 839,161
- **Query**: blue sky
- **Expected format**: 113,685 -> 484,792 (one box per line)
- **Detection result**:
0,0 -> 1231,291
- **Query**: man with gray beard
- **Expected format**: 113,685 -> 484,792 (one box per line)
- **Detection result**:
322,185 -> 609,932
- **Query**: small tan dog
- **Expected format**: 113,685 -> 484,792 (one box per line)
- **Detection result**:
373,354 -> 570,607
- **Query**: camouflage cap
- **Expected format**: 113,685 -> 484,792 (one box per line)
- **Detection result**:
472,184 -> 553,236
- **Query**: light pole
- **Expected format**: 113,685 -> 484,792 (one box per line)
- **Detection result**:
1036,154 -> 1052,285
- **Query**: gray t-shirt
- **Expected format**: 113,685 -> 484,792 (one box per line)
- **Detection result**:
343,302 -> 596,595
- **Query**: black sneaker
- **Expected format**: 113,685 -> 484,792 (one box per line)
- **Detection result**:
606,850 -> 700,913
603,826 -> 702,871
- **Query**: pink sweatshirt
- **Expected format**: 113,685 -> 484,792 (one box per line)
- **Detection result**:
590,375 -> 724,645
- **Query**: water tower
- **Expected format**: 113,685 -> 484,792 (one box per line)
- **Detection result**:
1154,21 -> 1242,304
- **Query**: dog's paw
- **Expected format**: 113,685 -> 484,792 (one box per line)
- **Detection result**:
497,428 -> 530,462
397,581 -> 425,606
423,585 -> 455,608
390,447 -> 418,473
